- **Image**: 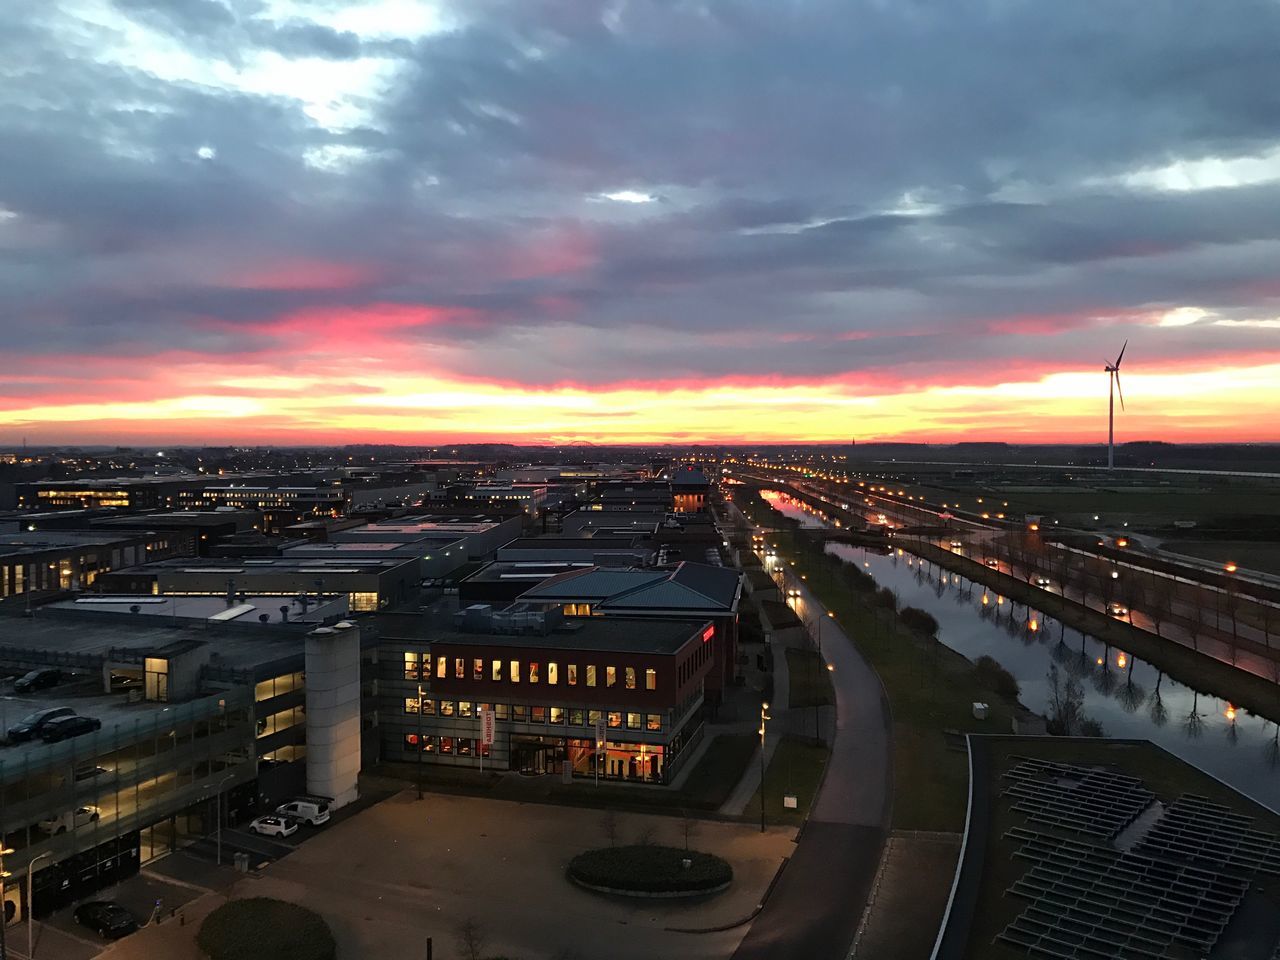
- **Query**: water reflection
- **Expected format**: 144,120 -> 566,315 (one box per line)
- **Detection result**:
758,490 -> 1280,812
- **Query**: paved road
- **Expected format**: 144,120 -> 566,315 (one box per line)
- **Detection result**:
732,545 -> 893,960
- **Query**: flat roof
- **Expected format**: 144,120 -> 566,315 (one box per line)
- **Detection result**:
49,594 -> 347,623
393,615 -> 706,655
121,556 -> 416,574
0,612 -> 308,672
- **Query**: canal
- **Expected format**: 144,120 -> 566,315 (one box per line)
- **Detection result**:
760,489 -> 1280,812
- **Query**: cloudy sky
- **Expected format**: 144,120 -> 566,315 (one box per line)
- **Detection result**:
3,0 -> 1280,445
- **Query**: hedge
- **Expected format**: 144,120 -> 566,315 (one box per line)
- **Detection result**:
567,845 -> 732,894
197,898 -> 336,960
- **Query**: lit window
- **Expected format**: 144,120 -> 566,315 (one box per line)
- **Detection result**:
436,656 -> 447,678
422,655 -> 433,679
491,659 -> 503,681
528,662 -> 540,684
473,658 -> 484,681
531,706 -> 546,723
403,696 -> 420,714
403,652 -> 419,680
495,703 -> 509,720
513,704 -> 528,721
627,712 -> 641,730
550,707 -> 564,724
646,714 -> 661,732
510,660 -> 520,683
645,669 -> 656,691
570,708 -> 585,725
586,665 -> 597,688
454,658 -> 465,680
459,701 -> 473,718
606,666 -> 617,688
625,667 -> 636,690
547,662 -> 558,686
440,701 -> 455,717
607,711 -> 622,728
422,699 -> 436,715
567,664 -> 577,686
588,709 -> 602,727
440,737 -> 453,755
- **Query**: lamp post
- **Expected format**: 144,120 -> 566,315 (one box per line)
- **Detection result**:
213,773 -> 235,866
0,845 -> 13,960
27,850 -> 52,959
758,701 -> 771,833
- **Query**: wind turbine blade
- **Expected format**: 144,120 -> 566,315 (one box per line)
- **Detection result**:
1115,371 -> 1125,410
1115,339 -> 1128,367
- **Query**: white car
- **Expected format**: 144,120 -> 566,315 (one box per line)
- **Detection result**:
248,814 -> 298,838
39,805 -> 100,835
1035,576 -> 1051,587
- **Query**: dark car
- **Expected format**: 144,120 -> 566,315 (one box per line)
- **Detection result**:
14,668 -> 62,694
8,706 -> 75,743
74,901 -> 138,939
41,715 -> 102,743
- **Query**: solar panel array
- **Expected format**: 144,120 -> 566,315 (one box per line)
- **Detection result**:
1002,758 -> 1155,840
1134,794 -> 1280,878
999,827 -> 1250,959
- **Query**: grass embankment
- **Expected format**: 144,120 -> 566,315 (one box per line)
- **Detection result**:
1160,539 -> 1280,578
743,735 -> 830,826
787,647 -> 833,708
738,490 -> 1023,833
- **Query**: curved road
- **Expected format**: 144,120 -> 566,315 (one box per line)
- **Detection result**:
732,533 -> 893,960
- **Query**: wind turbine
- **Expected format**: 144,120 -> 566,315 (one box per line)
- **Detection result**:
1105,341 -> 1127,469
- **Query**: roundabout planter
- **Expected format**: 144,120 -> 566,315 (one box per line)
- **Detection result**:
567,845 -> 733,899
197,897 -> 336,960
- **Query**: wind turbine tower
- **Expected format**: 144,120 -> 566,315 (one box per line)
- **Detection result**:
1105,341 -> 1127,470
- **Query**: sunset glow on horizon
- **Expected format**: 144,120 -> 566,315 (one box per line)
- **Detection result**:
4,1 -> 1280,447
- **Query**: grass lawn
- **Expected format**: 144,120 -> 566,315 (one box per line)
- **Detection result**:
787,647 -> 834,708
742,735 -> 829,826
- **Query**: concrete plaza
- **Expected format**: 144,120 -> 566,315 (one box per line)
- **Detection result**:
99,791 -> 795,960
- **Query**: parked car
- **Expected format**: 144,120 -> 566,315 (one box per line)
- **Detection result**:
985,558 -> 1001,569
74,764 -> 110,782
1108,602 -> 1130,617
275,796 -> 331,826
249,814 -> 298,838
41,715 -> 102,742
8,706 -> 75,743
14,668 -> 62,694
39,805 -> 100,835
949,540 -> 963,548
74,901 -> 137,939
1035,576 -> 1052,587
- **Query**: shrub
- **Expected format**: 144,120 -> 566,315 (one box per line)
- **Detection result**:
567,845 -> 732,894
973,655 -> 1021,700
899,607 -> 939,637
197,898 -> 335,960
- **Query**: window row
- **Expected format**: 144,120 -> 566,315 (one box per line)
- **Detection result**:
677,635 -> 713,685
404,652 -> 657,691
402,697 -> 662,732
403,734 -> 491,756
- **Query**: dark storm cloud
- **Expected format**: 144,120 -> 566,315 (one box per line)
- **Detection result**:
2,0 -> 1280,391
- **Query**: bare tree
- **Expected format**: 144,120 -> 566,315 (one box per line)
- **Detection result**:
600,809 -> 619,847
454,918 -> 487,960
681,810 -> 698,852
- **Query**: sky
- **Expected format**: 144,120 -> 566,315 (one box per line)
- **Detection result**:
3,0 -> 1280,447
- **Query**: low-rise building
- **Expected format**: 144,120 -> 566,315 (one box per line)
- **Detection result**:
378,608 -> 712,783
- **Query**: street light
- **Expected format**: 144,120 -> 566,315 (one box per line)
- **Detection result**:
201,773 -> 236,866
28,850 -> 53,959
0,845 -> 13,960
758,702 -> 771,833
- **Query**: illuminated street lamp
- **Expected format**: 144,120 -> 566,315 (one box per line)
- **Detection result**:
0,845 -> 12,960
758,702 -> 771,833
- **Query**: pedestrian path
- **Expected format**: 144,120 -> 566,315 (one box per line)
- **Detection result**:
718,640 -> 792,815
